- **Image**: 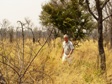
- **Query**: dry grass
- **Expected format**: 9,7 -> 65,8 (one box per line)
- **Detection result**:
0,38 -> 112,84
33,38 -> 112,84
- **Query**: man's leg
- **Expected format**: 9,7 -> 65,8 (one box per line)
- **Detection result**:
62,56 -> 67,64
67,56 -> 73,65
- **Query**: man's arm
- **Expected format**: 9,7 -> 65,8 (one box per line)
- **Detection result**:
68,42 -> 74,58
61,48 -> 64,58
68,49 -> 74,58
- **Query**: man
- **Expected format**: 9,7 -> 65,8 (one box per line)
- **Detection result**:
61,34 -> 74,64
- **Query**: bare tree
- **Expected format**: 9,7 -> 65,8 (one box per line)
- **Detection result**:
105,1 -> 112,49
33,27 -> 42,45
0,19 -> 10,41
0,18 -> 54,84
85,0 -> 112,73
8,26 -> 14,43
24,18 -> 36,43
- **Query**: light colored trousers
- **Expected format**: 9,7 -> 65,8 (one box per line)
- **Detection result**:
62,53 -> 73,64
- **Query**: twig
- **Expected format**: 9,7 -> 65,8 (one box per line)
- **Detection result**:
0,61 -> 20,77
103,14 -> 112,21
85,0 -> 98,20
0,54 -> 19,70
22,28 -> 54,82
101,0 -> 110,9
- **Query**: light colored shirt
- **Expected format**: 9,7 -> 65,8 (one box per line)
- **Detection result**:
63,41 -> 74,55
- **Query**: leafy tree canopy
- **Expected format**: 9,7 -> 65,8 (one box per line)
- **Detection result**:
40,0 -> 95,40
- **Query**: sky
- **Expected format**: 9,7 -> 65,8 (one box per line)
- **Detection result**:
0,0 -> 49,27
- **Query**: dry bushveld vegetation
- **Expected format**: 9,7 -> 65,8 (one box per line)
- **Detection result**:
0,38 -> 112,84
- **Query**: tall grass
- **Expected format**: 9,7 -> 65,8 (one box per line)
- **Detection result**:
0,38 -> 112,84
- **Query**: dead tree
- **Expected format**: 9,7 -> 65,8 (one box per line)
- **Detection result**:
8,26 -> 14,43
28,28 -> 35,43
17,21 -> 25,84
25,18 -> 36,43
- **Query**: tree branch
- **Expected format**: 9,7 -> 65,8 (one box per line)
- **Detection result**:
85,0 -> 98,20
103,13 -> 112,21
28,70 -> 54,84
0,54 -> 20,70
0,61 -> 20,77
101,0 -> 110,9
22,28 -> 53,79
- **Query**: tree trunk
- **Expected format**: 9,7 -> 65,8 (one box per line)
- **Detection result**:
85,0 -> 107,74
9,33 -> 13,43
110,19 -> 112,49
98,11 -> 106,72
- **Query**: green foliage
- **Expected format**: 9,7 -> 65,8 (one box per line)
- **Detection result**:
40,0 -> 95,40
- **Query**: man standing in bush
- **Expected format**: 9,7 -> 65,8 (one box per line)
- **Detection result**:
61,34 -> 74,64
